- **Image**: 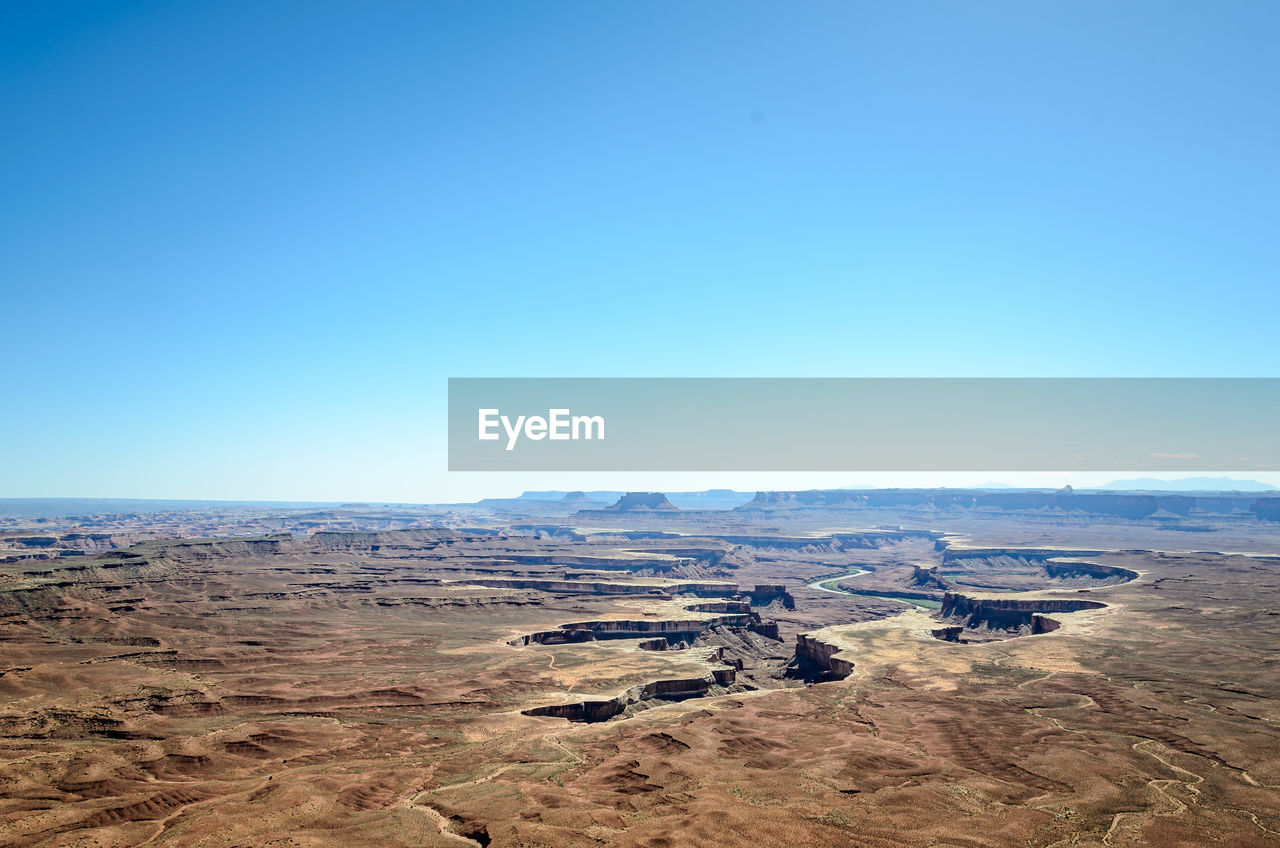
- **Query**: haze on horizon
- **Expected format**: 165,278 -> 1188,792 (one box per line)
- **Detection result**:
3,473 -> 1279,509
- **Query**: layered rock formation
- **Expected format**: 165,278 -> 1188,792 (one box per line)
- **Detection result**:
458,577 -> 735,597
718,531 -> 927,550
939,546 -> 1106,564
486,553 -> 693,572
747,619 -> 780,640
507,628 -> 596,647
1042,560 -> 1139,584
910,565 -> 954,591
522,669 -> 737,722
747,584 -> 796,609
507,611 -> 760,647
599,493 -> 680,512
793,633 -> 854,680
935,592 -> 1105,637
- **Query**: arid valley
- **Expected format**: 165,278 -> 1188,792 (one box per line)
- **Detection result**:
2,489 -> 1279,847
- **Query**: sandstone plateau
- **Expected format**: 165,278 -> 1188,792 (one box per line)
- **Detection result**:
1,490 -> 1278,846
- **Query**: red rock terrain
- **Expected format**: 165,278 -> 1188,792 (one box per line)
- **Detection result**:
1,497 -> 1278,846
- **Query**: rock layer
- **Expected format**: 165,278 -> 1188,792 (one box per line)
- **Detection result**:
935,592 -> 1105,636
522,669 -> 737,722
793,633 -> 854,680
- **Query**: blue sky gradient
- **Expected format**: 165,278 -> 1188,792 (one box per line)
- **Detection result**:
3,2 -> 1278,500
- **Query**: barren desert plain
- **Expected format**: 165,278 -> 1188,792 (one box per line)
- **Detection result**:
2,488 -> 1279,847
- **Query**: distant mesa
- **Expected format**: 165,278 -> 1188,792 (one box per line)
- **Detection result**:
602,492 -> 680,512
557,491 -> 608,508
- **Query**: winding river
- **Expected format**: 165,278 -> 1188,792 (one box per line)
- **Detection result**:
806,568 -> 940,610
806,568 -> 869,594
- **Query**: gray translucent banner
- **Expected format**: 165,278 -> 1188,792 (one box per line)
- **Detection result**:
447,378 -> 1279,471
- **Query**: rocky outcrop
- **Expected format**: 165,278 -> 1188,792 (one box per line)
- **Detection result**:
911,565 -> 953,590
940,546 -> 1106,565
568,615 -> 750,637
793,634 -> 853,680
522,669 -> 736,722
1034,615 -> 1062,633
0,547 -> 189,616
939,592 -> 1105,618
747,584 -> 796,609
931,626 -> 964,642
490,553 -> 691,572
4,535 -> 58,547
748,619 -> 781,640
1043,561 -> 1139,584
458,578 -> 737,597
599,493 -> 679,512
0,531 -> 126,557
506,613 -> 754,647
683,601 -> 751,614
929,545 -> 1138,590
935,592 -> 1105,636
507,629 -> 596,647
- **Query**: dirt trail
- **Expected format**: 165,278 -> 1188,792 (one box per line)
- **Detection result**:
402,797 -> 484,847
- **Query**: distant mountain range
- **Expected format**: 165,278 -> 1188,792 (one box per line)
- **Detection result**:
1087,477 -> 1277,492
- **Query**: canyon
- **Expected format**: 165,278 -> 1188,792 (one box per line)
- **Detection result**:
1,490 -> 1278,846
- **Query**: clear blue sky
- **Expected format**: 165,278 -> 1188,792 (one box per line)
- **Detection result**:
3,2 -> 1277,501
